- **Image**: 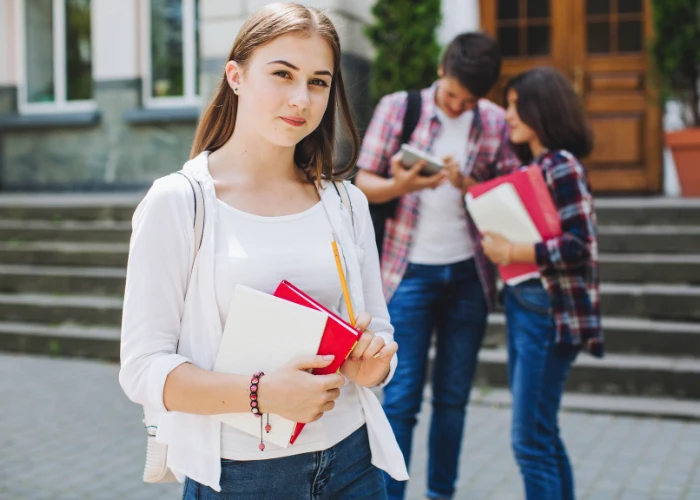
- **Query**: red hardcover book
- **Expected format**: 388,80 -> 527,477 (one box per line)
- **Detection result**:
467,167 -> 561,284
272,280 -> 360,444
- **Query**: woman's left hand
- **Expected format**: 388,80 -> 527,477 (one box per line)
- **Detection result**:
482,232 -> 513,265
340,312 -> 398,388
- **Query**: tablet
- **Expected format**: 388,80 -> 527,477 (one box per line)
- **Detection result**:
400,143 -> 444,176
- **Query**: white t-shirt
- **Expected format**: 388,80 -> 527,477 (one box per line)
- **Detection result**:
409,107 -> 475,265
214,199 -> 365,461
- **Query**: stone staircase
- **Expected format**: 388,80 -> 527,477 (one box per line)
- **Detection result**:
0,194 -> 138,359
478,198 -> 700,401
1,195 -> 700,404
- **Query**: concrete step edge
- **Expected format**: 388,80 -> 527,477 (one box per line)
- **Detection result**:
0,293 -> 123,308
0,193 -> 144,207
600,282 -> 700,295
0,321 -> 120,340
478,348 -> 700,372
0,242 -> 129,252
0,264 -> 126,277
599,225 -> 700,235
595,198 -> 700,208
600,254 -> 700,264
0,219 -> 132,230
468,388 -> 700,421
488,313 -> 700,334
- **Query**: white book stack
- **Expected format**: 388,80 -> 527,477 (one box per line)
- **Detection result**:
211,285 -> 328,448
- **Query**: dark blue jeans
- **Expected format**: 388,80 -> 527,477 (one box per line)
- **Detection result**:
504,282 -> 579,500
182,425 -> 386,499
382,259 -> 488,500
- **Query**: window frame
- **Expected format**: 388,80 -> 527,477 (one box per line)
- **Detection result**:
140,0 -> 200,109
16,0 -> 96,115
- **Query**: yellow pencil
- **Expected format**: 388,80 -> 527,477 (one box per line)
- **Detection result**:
331,238 -> 356,327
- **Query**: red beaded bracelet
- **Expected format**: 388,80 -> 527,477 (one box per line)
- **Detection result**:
250,371 -> 271,451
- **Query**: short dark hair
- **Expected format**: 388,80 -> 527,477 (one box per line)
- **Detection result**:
504,66 -> 594,163
440,32 -> 501,98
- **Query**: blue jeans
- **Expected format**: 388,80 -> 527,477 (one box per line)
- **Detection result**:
382,259 -> 488,500
182,425 -> 386,499
504,282 -> 579,500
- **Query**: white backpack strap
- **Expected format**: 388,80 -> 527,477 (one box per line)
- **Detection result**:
333,180 -> 355,239
141,170 -> 204,485
175,171 -> 205,269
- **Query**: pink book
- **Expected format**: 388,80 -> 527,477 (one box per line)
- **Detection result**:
467,167 -> 561,284
273,280 -> 360,445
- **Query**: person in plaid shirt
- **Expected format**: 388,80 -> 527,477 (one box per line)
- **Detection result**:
481,66 -> 604,500
355,33 -> 517,500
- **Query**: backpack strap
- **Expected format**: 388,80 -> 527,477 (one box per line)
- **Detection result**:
174,171 -> 205,271
400,90 -> 422,147
332,181 -> 355,239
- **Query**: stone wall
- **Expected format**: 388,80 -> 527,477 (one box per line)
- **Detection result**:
0,80 -> 197,191
0,0 -> 374,191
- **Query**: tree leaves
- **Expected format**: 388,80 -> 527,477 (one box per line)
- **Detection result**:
364,0 -> 442,104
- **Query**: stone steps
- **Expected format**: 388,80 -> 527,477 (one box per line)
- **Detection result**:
595,198 -> 700,226
0,194 -> 699,404
486,314 -> 700,357
598,225 -> 700,254
0,219 -> 132,243
469,388 -> 700,421
476,348 -> 700,399
0,293 -> 122,326
599,282 -> 700,321
0,241 -> 128,267
0,193 -> 142,221
0,264 -> 126,295
0,321 -> 120,359
599,254 -> 700,284
3,246 -> 699,293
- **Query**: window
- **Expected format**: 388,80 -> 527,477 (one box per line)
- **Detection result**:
586,0 -> 644,54
496,0 -> 551,57
142,0 -> 200,108
18,0 -> 94,113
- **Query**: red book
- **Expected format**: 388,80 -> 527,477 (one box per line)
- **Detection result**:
467,167 -> 561,284
272,280 -> 360,444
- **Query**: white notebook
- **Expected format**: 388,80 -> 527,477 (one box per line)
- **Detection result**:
466,182 -> 542,244
211,284 -> 328,448
466,183 -> 542,285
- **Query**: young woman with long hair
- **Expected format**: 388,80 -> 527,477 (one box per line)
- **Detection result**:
119,3 -> 407,498
481,66 -> 604,500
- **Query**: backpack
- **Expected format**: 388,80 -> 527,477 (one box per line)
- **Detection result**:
368,91 -> 422,259
140,173 -> 354,484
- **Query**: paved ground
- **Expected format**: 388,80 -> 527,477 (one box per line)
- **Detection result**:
3,353 -> 700,500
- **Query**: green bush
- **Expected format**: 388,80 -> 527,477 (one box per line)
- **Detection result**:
650,0 -> 700,126
364,0 -> 442,104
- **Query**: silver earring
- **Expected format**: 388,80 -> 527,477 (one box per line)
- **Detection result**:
234,87 -> 238,94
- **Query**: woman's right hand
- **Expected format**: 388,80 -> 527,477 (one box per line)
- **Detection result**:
258,355 -> 345,423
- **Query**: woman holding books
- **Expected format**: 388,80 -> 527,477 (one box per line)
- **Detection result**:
480,66 -> 604,500
119,3 -> 407,498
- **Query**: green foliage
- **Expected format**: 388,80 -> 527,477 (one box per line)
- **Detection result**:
364,0 -> 442,104
650,0 -> 700,126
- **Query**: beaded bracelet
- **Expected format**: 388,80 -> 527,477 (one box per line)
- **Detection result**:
250,371 -> 271,451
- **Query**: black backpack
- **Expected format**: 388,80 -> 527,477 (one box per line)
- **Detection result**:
368,91 -> 422,259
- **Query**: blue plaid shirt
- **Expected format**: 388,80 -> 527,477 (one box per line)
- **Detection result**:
534,150 -> 604,357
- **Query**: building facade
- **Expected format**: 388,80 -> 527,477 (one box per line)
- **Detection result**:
0,0 -> 674,194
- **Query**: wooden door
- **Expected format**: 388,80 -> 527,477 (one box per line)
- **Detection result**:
480,0 -> 662,193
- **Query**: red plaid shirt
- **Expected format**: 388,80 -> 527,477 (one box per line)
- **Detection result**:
357,83 -> 518,308
534,150 -> 604,357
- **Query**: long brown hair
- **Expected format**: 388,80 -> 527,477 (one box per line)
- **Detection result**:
190,2 -> 359,184
504,66 -> 594,164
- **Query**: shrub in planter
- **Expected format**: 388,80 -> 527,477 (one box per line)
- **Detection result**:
651,0 -> 700,196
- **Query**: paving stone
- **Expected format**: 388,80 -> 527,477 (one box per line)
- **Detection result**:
5,352 -> 700,499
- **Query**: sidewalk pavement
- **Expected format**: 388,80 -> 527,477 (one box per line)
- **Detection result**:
3,353 -> 700,500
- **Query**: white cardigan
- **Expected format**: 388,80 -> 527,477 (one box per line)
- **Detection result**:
119,152 -> 409,491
